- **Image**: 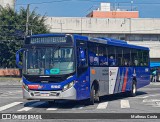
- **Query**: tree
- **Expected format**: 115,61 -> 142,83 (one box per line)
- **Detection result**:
0,7 -> 49,68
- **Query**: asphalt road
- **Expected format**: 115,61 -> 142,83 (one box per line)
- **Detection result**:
0,81 -> 160,122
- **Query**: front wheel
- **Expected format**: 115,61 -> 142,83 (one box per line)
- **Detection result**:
88,85 -> 100,105
89,85 -> 95,105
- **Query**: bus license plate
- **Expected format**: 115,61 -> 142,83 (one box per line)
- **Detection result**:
40,93 -> 49,97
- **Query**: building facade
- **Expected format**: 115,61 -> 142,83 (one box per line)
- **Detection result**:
45,17 -> 160,63
86,3 -> 139,18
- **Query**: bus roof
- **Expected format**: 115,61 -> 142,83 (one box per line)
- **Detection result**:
29,34 -> 149,51
29,33 -> 66,38
88,36 -> 149,51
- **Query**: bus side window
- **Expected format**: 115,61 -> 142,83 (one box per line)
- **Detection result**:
88,42 -> 99,66
123,48 -> 130,66
99,45 -> 108,66
108,46 -> 116,66
109,56 -> 116,66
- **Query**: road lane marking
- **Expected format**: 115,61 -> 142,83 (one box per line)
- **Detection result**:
97,102 -> 108,109
72,105 -> 84,110
0,97 -> 22,98
0,102 -> 23,111
47,107 -> 58,111
135,94 -> 160,99
135,96 -> 149,99
121,100 -> 130,108
17,102 -> 45,111
143,99 -> 160,103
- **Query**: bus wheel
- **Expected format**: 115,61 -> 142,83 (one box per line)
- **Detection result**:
94,88 -> 100,102
130,81 -> 137,97
89,85 -> 99,105
89,85 -> 95,105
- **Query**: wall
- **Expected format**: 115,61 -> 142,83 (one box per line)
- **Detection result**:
45,17 -> 160,59
45,17 -> 160,34
0,69 -> 20,76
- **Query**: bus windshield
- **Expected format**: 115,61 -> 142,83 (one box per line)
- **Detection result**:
23,47 -> 75,75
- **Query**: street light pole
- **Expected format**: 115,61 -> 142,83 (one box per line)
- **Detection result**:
26,4 -> 30,36
131,1 -> 133,11
59,22 -> 64,33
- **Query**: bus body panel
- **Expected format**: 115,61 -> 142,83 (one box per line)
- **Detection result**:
23,86 -> 77,100
89,67 -> 150,96
75,68 -> 90,100
90,67 -> 109,96
134,67 -> 150,89
111,67 -> 150,94
22,75 -> 78,100
17,33 -> 150,101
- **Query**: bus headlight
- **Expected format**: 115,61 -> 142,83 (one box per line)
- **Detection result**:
63,81 -> 74,92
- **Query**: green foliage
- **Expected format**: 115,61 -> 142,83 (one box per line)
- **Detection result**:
0,7 -> 49,68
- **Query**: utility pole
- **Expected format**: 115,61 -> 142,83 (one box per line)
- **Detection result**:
131,1 -> 133,11
59,22 -> 64,33
26,4 -> 30,36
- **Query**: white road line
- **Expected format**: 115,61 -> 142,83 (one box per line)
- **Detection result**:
143,99 -> 160,103
0,97 -> 22,98
72,105 -> 84,109
47,107 -> 58,111
17,102 -> 45,112
0,102 -> 23,111
121,100 -> 130,108
135,96 -> 149,99
97,102 -> 108,109
135,94 -> 160,99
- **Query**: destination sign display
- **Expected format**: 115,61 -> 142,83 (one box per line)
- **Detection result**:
30,37 -> 66,44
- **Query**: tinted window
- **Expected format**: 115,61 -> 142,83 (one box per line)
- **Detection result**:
116,47 -> 123,66
131,49 -> 139,66
88,42 -> 99,66
108,46 -> 116,66
99,45 -> 108,66
123,48 -> 131,66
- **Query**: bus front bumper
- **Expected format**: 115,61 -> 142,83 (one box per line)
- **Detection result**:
23,87 -> 77,100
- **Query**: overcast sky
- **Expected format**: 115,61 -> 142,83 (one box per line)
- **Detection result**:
15,0 -> 160,18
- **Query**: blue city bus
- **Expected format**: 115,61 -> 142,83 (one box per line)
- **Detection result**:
16,34 -> 150,105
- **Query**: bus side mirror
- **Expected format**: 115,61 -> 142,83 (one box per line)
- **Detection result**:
16,49 -> 23,69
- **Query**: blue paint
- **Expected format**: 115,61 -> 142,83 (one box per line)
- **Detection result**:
150,62 -> 160,67
45,69 -> 50,75
23,75 -> 77,91
114,67 -> 150,93
74,68 -> 90,100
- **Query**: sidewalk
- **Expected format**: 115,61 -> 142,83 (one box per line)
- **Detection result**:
0,77 -> 22,85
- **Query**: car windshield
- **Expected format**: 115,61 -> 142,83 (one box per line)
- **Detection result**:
23,47 -> 75,75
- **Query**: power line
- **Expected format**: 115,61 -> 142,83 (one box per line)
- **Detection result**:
16,0 -> 73,6
16,0 -> 160,6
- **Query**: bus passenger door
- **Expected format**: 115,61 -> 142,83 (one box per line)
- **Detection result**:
76,40 -> 89,99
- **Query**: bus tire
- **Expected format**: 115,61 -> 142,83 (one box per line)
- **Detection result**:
130,81 -> 137,97
89,84 -> 100,105
89,85 -> 95,105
